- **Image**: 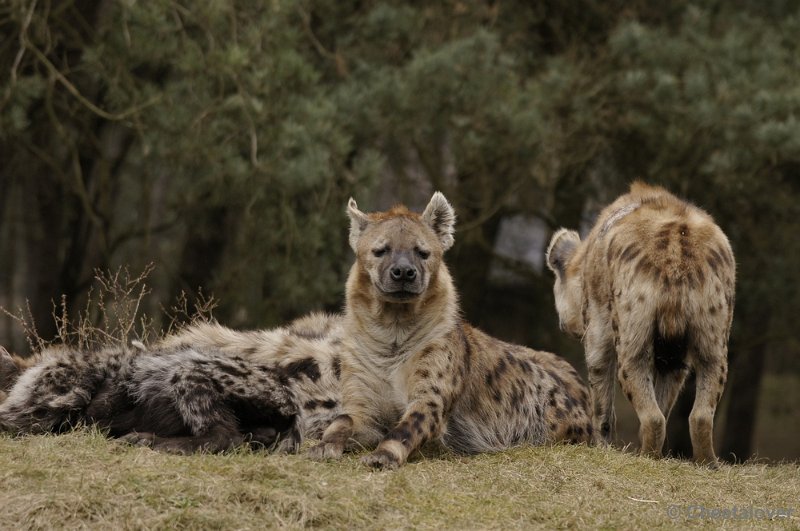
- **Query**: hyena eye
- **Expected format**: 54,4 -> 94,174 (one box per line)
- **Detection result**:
372,247 -> 389,258
416,248 -> 431,260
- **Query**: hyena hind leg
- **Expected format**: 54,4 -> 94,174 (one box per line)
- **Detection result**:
618,346 -> 666,457
689,355 -> 726,467
134,355 -> 300,455
120,424 -> 245,455
585,328 -> 616,445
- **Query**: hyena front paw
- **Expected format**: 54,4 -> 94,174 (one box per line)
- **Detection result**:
361,448 -> 400,470
307,441 -> 344,460
118,431 -> 156,448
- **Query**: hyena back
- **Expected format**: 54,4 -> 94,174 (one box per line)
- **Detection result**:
310,192 -> 591,469
546,182 -> 735,465
158,313 -> 346,442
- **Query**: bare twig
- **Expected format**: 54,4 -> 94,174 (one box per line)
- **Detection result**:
161,288 -> 217,337
21,37 -> 161,121
298,7 -> 348,77
0,0 -> 37,113
2,263 -> 217,353
0,301 -> 46,353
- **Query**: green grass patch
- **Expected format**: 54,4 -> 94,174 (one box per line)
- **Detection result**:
0,430 -> 796,529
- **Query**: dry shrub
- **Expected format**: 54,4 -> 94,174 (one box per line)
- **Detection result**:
1,264 -> 216,354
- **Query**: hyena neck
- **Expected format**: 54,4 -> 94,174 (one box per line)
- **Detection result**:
344,263 -> 459,352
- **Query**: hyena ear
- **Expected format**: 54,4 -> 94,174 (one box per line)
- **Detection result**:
347,197 -> 370,251
546,229 -> 580,279
422,191 -> 456,251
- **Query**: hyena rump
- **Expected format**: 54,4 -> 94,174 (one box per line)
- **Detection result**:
310,192 -> 591,469
546,182 -> 735,465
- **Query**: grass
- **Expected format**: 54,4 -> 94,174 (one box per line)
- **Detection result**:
0,431 -> 796,530
3,270 -> 796,528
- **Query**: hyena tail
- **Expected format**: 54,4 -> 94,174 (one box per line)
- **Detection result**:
653,322 -> 688,374
651,311 -> 691,420
653,294 -> 689,374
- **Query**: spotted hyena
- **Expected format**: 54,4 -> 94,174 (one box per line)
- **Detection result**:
546,182 -> 735,465
0,313 -> 346,454
308,192 -> 591,469
0,194 -> 589,462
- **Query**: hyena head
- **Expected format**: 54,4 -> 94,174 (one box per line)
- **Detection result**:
347,192 -> 455,304
0,347 -> 34,395
546,228 -> 584,336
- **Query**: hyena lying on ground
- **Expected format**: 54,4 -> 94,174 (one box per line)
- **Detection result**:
0,314 -> 345,454
546,182 -> 735,465
307,192 -> 592,469
0,193 -> 590,464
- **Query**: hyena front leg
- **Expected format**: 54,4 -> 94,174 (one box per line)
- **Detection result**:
585,324 -> 616,445
308,372 -> 385,460
361,398 -> 445,469
308,414 -> 355,459
308,408 -> 385,459
362,356 -> 452,469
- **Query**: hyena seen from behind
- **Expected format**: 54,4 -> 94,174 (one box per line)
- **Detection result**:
309,192 -> 591,469
546,182 -> 735,466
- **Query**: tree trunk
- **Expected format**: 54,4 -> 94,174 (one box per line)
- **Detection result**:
720,311 -> 770,462
448,192 -> 504,325
174,205 -> 231,303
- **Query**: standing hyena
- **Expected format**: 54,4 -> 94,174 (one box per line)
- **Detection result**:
546,182 -> 735,465
309,192 -> 592,469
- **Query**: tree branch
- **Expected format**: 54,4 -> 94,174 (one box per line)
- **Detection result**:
21,35 -> 161,121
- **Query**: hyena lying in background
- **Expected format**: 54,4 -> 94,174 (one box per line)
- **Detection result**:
309,193 -> 591,469
0,313 -> 345,454
546,182 -> 735,465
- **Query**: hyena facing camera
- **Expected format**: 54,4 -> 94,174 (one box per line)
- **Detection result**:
309,193 -> 592,469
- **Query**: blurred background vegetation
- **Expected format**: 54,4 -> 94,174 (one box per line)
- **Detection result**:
1,0 -> 798,461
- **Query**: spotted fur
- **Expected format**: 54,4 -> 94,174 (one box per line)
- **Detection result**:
0,315 -> 348,454
309,192 -> 591,469
156,313 -> 345,443
546,182 -> 735,465
0,194 -> 590,462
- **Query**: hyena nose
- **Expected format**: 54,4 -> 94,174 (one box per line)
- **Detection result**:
390,265 -> 417,281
